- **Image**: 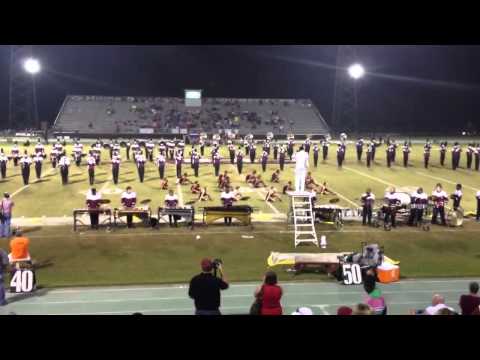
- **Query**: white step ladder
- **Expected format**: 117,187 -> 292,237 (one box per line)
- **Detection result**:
290,192 -> 318,247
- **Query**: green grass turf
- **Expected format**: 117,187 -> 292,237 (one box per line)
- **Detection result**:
1,141 -> 479,218
1,222 -> 479,288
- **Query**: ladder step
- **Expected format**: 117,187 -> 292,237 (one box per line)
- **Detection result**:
296,231 -> 317,235
295,223 -> 314,227
294,216 -> 312,220
293,202 -> 311,205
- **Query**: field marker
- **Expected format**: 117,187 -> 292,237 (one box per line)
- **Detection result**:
11,167 -> 56,198
343,166 -> 397,188
415,171 -> 480,192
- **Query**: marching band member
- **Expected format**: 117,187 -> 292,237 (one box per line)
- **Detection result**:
199,138 -> 205,157
265,186 -> 282,203
476,190 -> 480,221
451,142 -> 462,170
11,142 -> 20,167
192,151 -> 200,178
246,170 -> 257,185
189,147 -> 196,169
253,174 -> 266,188
249,142 -> 256,163
167,140 -> 175,160
312,143 -> 320,167
112,141 -> 121,159
221,186 -> 235,226
87,151 -> 96,186
156,152 -> 166,180
146,139 -> 155,162
111,151 -> 121,185
361,189 -> 375,226
356,139 -> 364,161
451,184 -> 463,211
190,181 -> 201,195
278,145 -> 286,171
164,189 -> 179,227
160,178 -> 169,190
402,141 -> 411,168
371,139 -> 379,161
409,187 -> 428,226
383,188 -> 401,228
136,151 -> 146,183
131,140 -> 140,160
34,139 -> 44,154
106,139 -> 113,159
431,183 -> 448,226
93,141 -> 102,165
318,181 -> 333,196
73,141 -> 83,167
19,151 -> 32,185
158,141 -> 167,157
86,188 -> 102,230
366,141 -> 373,168
424,141 -> 432,169
261,150 -> 268,172
271,169 -> 280,183
321,139 -> 329,161
0,150 -> 9,179
386,143 -> 395,168
282,181 -> 294,194
125,140 -> 131,160
273,142 -> 279,161
466,144 -> 474,170
50,147 -> 59,169
198,187 -> 212,202
337,143 -> 345,168
175,150 -> 183,179
228,143 -> 236,164
54,139 -> 64,155
33,151 -> 43,180
304,138 -> 311,154
439,142 -> 447,167
392,140 -> 398,163
121,186 -> 137,228
213,151 -> 221,177
475,143 -> 480,171
59,153 -> 71,185
178,173 -> 192,186
236,148 -> 243,175
287,138 -> 294,160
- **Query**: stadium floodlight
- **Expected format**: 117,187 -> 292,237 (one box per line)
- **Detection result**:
23,58 -> 41,75
348,63 -> 365,80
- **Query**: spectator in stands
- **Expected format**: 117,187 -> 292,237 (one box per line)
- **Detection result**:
9,229 -> 31,263
254,271 -> 283,316
0,247 -> 9,305
291,307 -> 313,315
188,258 -> 229,315
337,306 -> 353,315
435,308 -> 457,315
363,274 -> 387,315
352,303 -> 373,315
423,294 -> 456,315
0,192 -> 14,238
459,281 -> 480,315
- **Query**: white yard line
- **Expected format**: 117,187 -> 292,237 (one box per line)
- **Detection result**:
343,166 -> 397,188
255,188 -> 281,214
11,167 -> 56,198
416,171 -> 480,192
312,176 -> 359,208
176,183 -> 185,207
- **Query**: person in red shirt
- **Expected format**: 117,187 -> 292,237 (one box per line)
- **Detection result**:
459,282 -> 480,315
254,271 -> 283,316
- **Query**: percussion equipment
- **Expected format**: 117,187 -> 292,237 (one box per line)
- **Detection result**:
314,205 -> 344,230
73,208 -> 112,231
157,207 -> 195,229
202,206 -> 253,227
447,208 -> 464,227
114,207 -> 151,227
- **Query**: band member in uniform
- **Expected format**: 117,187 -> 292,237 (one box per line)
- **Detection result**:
50,147 -> 59,169
273,142 -> 279,161
263,140 -> 271,155
33,151 -> 43,180
451,184 -> 463,211
191,181 -> 201,195
105,139 -> 113,159
312,144 -> 319,168
431,183 -> 448,226
112,141 -> 120,159
265,186 -> 282,202
261,150 -> 268,172
282,181 -> 294,194
59,153 -> 71,185
424,141 -> 431,169
402,141 -> 411,168
54,139 -> 64,156
111,151 -> 121,185
198,187 -> 212,202
271,169 -> 280,183
356,139 -> 364,161
0,150 -> 8,179
287,139 -> 294,160
439,142 -> 447,167
366,142 -> 373,168
121,186 -> 137,228
94,141 -> 102,165
321,139 -> 329,161
228,143 -> 236,164
199,138 -> 205,156
221,186 -> 235,226
361,189 -> 375,226
158,141 -> 166,157
164,189 -> 179,227
236,148 -> 243,175
192,152 -> 200,178
213,152 -> 221,177
409,187 -> 428,226
466,144 -> 474,170
337,143 -> 345,168
294,146 -> 309,192
131,140 -> 140,161
386,143 -> 395,168
244,139 -> 250,156
145,139 -> 155,162
174,150 -> 183,179
279,145 -> 286,171
136,151 -> 146,183
19,151 -> 32,185
11,142 -> 20,167
155,152 -> 166,180
304,138 -> 311,153
384,188 -> 401,228
167,140 -> 175,160
249,142 -> 256,163
451,142 -> 462,170
392,140 -> 398,163
371,139 -> 379,161
86,188 -> 102,230
87,151 -> 96,186
475,144 -> 480,171
125,140 -> 131,160
73,141 -> 83,167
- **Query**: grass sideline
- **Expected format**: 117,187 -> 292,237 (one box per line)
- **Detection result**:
1,222 -> 480,288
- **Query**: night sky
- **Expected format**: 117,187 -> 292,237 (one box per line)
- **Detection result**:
1,45 -> 480,133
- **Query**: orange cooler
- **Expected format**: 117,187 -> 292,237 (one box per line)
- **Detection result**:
377,264 -> 400,283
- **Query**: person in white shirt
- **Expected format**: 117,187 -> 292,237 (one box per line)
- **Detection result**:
164,190 -> 179,227
451,184 -> 463,211
221,187 -> 235,226
431,183 -> 448,225
293,146 -> 309,192
0,150 -> 8,179
384,188 -> 401,228
409,187 -> 428,226
59,155 -> 71,185
86,188 -> 102,229
423,294 -> 456,315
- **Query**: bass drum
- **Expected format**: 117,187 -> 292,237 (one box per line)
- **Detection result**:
395,192 -> 411,207
447,209 -> 464,227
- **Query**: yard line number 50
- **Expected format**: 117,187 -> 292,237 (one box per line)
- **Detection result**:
342,264 -> 363,285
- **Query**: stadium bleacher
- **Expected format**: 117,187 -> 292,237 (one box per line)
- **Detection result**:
53,96 -> 330,137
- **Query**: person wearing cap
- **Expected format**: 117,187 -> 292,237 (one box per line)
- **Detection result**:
188,258 -> 229,315
0,193 -> 14,238
254,271 -> 283,316
292,307 -> 313,315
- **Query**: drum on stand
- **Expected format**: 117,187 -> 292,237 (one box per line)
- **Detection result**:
447,208 -> 464,227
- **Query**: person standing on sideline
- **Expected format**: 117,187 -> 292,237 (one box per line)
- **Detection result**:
0,193 -> 14,238
189,258 -> 229,315
293,146 -> 309,192
361,189 -> 375,226
0,247 -> 9,305
253,271 -> 283,316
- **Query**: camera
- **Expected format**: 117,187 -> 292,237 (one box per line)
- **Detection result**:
212,259 -> 223,277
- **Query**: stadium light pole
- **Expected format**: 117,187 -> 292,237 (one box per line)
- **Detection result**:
347,63 -> 365,133
23,57 -> 41,130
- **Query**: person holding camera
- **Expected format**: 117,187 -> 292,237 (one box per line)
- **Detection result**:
188,258 -> 229,315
